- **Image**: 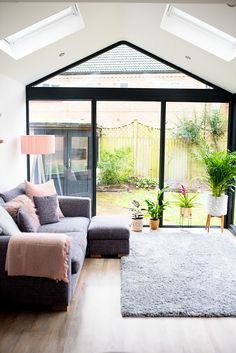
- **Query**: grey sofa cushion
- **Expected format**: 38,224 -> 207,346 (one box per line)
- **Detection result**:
88,215 -> 130,240
39,216 -> 89,234
0,183 -> 25,202
39,219 -> 88,276
33,194 -> 59,225
17,207 -> 38,232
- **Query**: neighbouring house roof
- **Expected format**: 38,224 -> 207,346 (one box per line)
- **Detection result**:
62,44 -> 178,75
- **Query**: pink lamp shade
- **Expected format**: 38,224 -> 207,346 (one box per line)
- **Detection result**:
21,135 -> 55,155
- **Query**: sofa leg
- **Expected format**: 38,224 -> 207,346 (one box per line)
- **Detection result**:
52,305 -> 69,312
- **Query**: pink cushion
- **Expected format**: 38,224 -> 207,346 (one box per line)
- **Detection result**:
25,180 -> 64,218
4,194 -> 40,230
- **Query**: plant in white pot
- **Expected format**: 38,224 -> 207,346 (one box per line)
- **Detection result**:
130,200 -> 144,232
199,145 -> 236,217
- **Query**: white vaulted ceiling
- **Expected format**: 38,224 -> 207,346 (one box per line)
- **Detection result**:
0,2 -> 236,92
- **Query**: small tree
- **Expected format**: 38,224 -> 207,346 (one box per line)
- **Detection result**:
172,115 -> 202,146
173,109 -> 226,150
205,110 -> 225,150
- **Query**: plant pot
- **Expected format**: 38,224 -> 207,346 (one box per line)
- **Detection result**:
206,194 -> 228,217
131,218 -> 143,232
149,219 -> 160,230
180,207 -> 192,218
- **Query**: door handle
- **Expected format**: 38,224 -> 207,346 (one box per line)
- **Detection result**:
68,158 -> 71,169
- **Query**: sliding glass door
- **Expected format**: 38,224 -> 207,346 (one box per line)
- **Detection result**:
163,102 -> 229,226
96,101 -> 161,219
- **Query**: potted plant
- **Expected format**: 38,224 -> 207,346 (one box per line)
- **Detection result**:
173,184 -> 198,218
130,200 -> 144,232
145,187 -> 169,230
199,145 -> 236,216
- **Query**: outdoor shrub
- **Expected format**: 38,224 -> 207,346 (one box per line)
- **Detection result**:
135,176 -> 159,190
98,147 -> 133,185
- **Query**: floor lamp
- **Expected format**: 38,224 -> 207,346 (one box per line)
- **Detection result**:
21,135 -> 55,183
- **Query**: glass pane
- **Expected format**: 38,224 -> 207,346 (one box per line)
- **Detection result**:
96,101 -> 161,222
71,136 -> 88,171
35,44 -> 210,89
29,100 -> 92,198
44,136 -> 64,175
163,102 -> 229,226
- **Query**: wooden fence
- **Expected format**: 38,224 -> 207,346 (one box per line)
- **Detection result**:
99,119 -> 225,186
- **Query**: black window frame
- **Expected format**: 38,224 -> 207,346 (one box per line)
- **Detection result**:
26,41 -> 236,230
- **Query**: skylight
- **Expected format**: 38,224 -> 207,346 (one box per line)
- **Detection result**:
0,3 -> 84,60
160,5 -> 236,62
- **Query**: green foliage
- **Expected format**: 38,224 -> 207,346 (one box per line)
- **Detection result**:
173,109 -> 226,149
98,147 -> 133,185
173,115 -> 202,145
130,200 -> 144,219
144,187 -> 170,220
207,110 -> 225,138
205,110 -> 226,150
174,193 -> 198,208
198,145 -> 236,197
134,176 -> 159,190
173,185 -> 198,208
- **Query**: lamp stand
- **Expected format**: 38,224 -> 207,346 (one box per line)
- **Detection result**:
30,155 -> 46,183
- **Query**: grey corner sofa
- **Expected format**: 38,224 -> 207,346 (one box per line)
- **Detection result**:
0,185 -> 91,311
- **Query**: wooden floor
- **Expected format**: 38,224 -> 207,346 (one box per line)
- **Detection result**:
1,232 -> 236,353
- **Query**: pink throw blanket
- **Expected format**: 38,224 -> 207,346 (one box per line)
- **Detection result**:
5,233 -> 71,283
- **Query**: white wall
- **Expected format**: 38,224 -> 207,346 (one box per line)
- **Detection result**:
0,73 -> 27,191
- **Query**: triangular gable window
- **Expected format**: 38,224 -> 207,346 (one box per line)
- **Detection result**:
34,43 -> 212,89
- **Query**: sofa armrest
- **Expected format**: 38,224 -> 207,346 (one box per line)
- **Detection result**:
58,196 -> 91,219
0,234 -> 74,279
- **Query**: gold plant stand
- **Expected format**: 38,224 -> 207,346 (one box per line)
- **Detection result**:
180,207 -> 192,227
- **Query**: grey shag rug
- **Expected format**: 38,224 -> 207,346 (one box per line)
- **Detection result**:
121,231 -> 236,317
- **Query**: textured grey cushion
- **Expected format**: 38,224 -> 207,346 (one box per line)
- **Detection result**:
17,207 -> 38,232
0,183 -> 25,202
39,217 -> 89,234
0,197 -> 5,206
88,215 -> 130,240
33,194 -> 59,225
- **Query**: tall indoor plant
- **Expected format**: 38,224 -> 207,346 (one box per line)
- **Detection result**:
199,145 -> 236,216
145,187 -> 169,230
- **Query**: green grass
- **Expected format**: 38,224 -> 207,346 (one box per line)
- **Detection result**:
97,189 -> 221,227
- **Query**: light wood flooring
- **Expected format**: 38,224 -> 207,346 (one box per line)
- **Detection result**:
0,229 -> 236,353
